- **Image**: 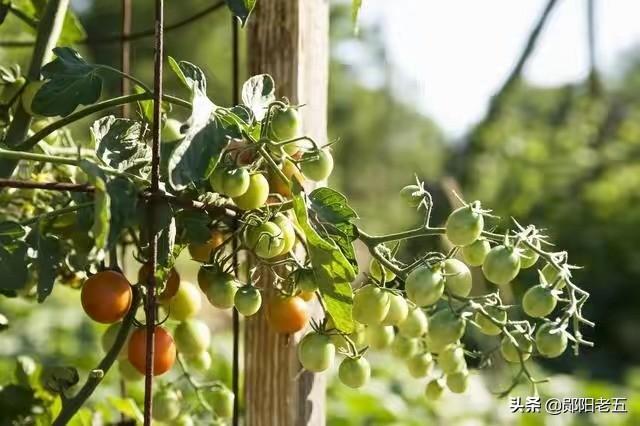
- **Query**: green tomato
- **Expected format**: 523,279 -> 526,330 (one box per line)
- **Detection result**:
519,239 -> 540,269
222,168 -> 250,197
244,221 -> 285,259
185,350 -> 212,372
522,285 -> 557,318
234,285 -> 262,316
500,331 -> 533,363
352,285 -> 390,325
297,333 -> 335,372
233,173 -> 269,210
407,352 -> 434,378
205,273 -> 239,309
461,239 -> 491,266
474,306 -> 507,336
31,119 -> 59,144
381,293 -> 409,326
118,359 -> 143,382
0,75 -> 25,103
209,166 -> 226,193
162,118 -> 183,143
405,265 -> 444,307
208,387 -> 234,418
541,264 -> 566,288
482,245 -> 521,285
21,81 -> 45,116
338,356 -> 371,388
174,415 -> 194,426
152,389 -> 181,422
168,281 -> 201,321
399,184 -> 422,207
268,107 -> 300,142
446,370 -> 469,393
397,307 -> 428,338
535,323 -> 568,358
365,324 -> 394,350
425,379 -> 445,400
438,345 -> 466,374
101,322 -> 128,359
296,268 -> 318,293
369,258 -> 396,282
391,335 -> 419,359
174,319 -> 211,355
300,149 -> 334,182
442,258 -> 472,297
272,213 -> 296,254
445,204 -> 484,246
428,309 -> 466,348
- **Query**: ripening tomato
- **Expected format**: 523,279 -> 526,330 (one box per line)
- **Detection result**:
234,285 -> 262,316
522,285 -> 557,318
381,293 -> 409,326
162,118 -> 183,143
152,389 -> 181,422
81,271 -> 132,324
174,319 -> 211,355
482,245 -> 521,285
298,332 -> 335,372
438,345 -> 466,374
445,204 -> 484,246
338,356 -> 371,388
446,369 -> 469,393
428,309 -> 466,348
272,213 -> 296,254
233,173 -> 270,210
397,307 -> 428,338
127,326 -> 176,375
500,331 -> 533,363
296,269 -> 318,293
407,352 -> 434,378
188,230 -> 225,263
244,221 -> 285,259
519,239 -> 540,269
300,149 -> 334,182
268,158 -> 304,198
442,258 -> 472,297
474,306 -> 507,336
222,168 -> 250,197
352,285 -> 390,325
405,265 -> 444,307
462,239 -> 491,266
210,387 -> 235,418
268,107 -> 300,142
391,335 -> 419,359
365,324 -> 395,350
167,280 -> 201,321
266,295 -> 310,334
399,184 -> 422,207
21,81 -> 45,116
425,379 -> 445,400
535,323 -> 568,358
137,264 -> 180,301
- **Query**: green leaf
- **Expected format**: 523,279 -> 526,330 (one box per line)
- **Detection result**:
34,47 -> 102,117
176,209 -> 211,245
106,178 -> 139,249
224,0 -> 257,26
33,232 -> 63,302
0,221 -> 26,244
168,58 -> 207,96
134,85 -> 171,123
92,116 -> 150,175
352,0 -> 363,32
0,384 -> 44,423
40,366 -> 79,394
309,187 -> 358,223
0,2 -> 9,25
292,192 -> 355,333
0,242 -> 29,294
242,74 -> 275,121
79,160 -> 110,250
59,9 -> 87,45
108,397 -> 144,424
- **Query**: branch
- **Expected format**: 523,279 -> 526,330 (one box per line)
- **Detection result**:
52,289 -> 141,426
0,1 -> 226,48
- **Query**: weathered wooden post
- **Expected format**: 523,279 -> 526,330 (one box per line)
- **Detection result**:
244,1 -> 329,425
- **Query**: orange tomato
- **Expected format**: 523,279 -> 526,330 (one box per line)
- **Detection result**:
266,295 -> 310,334
267,158 -> 305,198
137,264 -> 180,301
188,230 -> 226,263
81,271 -> 132,323
127,326 -> 176,376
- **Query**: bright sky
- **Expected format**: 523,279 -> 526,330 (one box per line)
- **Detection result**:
359,0 -> 640,136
